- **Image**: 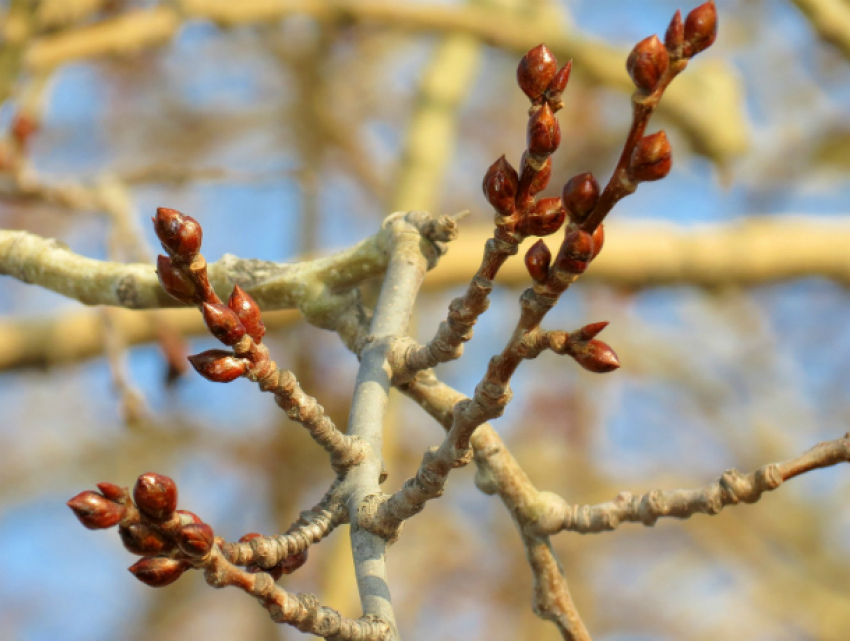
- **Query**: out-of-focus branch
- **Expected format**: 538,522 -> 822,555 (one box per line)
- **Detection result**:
790,0 -> 850,60
22,0 -> 747,165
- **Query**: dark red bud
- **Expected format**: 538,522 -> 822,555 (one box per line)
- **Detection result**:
176,510 -> 203,525
519,197 -> 566,237
119,523 -> 172,556
202,303 -> 246,346
524,240 -> 552,283
517,44 -> 558,100
67,491 -> 125,530
546,61 -> 572,100
629,131 -> 672,182
591,223 -> 605,259
177,523 -> 215,558
228,285 -> 265,343
555,230 -> 594,274
626,35 -> 669,93
188,349 -> 247,383
573,339 -> 620,373
129,557 -> 190,588
527,156 -> 552,197
684,1 -> 717,57
156,255 -> 200,305
665,10 -> 684,55
96,482 -> 126,501
280,549 -> 308,575
482,155 -> 519,215
526,103 -> 561,157
578,321 -> 609,341
152,208 -> 202,259
133,472 -> 178,521
561,173 -> 600,222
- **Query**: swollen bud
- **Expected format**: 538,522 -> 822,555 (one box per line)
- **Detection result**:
627,35 -> 669,93
561,173 -> 600,223
153,208 -> 202,260
526,103 -> 561,158
572,339 -> 620,373
177,523 -> 215,558
129,557 -> 190,588
120,523 -> 172,556
156,255 -> 199,305
518,197 -> 566,237
482,155 -> 519,215
554,230 -> 595,275
67,491 -> 125,530
134,472 -> 178,521
228,286 -> 265,343
202,303 -> 246,346
519,153 -> 553,198
629,131 -> 672,182
684,1 -> 717,57
517,44 -> 558,101
665,10 -> 684,56
188,350 -> 247,383
524,240 -> 552,283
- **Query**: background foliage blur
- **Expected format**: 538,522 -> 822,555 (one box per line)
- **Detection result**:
1,1 -> 849,640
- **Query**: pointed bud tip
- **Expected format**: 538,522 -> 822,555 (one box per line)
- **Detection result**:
684,1 -> 717,56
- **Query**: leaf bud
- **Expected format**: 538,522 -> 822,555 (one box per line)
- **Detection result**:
545,61 -> 572,101
578,321 -> 609,341
626,35 -> 669,93
156,255 -> 200,305
665,10 -> 684,55
482,155 -> 519,215
629,131 -> 672,182
67,491 -> 125,530
188,349 -> 247,383
524,240 -> 552,284
129,557 -> 190,588
280,549 -> 309,575
561,172 -> 600,222
133,472 -> 178,521
96,482 -> 126,502
554,230 -> 594,275
228,285 -> 266,342
119,523 -> 172,556
517,44 -> 557,101
202,303 -> 247,346
684,1 -> 717,57
591,223 -> 605,259
526,103 -> 561,158
519,197 -> 566,237
177,523 -> 215,558
152,208 -> 202,260
572,339 -> 621,373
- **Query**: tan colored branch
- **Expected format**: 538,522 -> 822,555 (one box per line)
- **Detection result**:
791,0 -> 850,60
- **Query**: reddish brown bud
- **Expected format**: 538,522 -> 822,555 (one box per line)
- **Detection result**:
578,321 -> 609,341
119,523 -> 172,556
627,35 -> 669,93
129,557 -> 190,588
96,482 -> 126,501
591,223 -> 605,259
188,349 -> 247,383
546,61 -> 572,100
239,532 -> 263,543
629,131 -> 672,182
153,208 -> 202,259
684,1 -> 717,56
482,155 -> 519,215
177,523 -> 215,558
517,44 -> 557,100
519,198 -> 566,237
555,230 -> 594,275
67,491 -> 125,530
202,303 -> 246,346
156,255 -> 199,305
280,549 -> 309,575
526,103 -> 560,157
665,10 -> 684,55
134,472 -> 178,521
228,285 -> 265,343
572,339 -> 620,373
561,173 -> 600,222
524,240 -> 552,283
176,510 -> 203,525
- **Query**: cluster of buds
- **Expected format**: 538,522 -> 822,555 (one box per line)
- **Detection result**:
67,473 -> 215,587
238,532 -> 309,579
152,207 -> 267,384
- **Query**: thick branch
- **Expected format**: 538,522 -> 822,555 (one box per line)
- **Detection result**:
791,0 -> 850,60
